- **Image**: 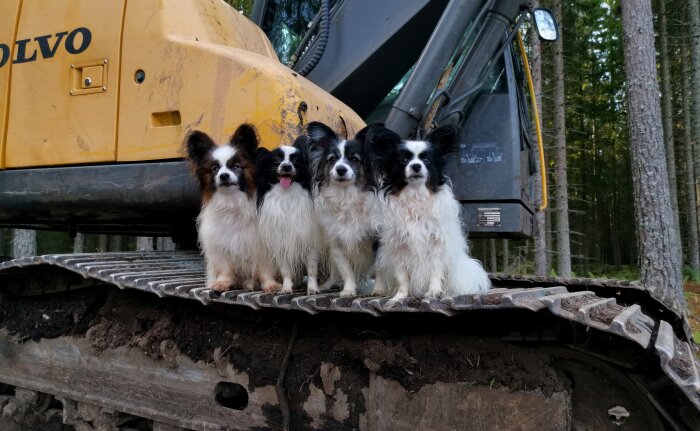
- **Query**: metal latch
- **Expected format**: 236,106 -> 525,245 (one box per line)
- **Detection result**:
70,59 -> 108,95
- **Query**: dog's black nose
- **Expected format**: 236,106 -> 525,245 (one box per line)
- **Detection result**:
219,172 -> 230,181
410,163 -> 422,173
281,163 -> 292,172
335,165 -> 348,176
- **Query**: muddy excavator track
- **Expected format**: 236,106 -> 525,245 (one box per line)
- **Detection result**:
1,251 -> 699,430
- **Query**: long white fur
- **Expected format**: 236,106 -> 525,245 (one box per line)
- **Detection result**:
198,186 -> 260,292
315,183 -> 378,296
314,139 -> 379,296
374,172 -> 490,302
258,180 -> 322,294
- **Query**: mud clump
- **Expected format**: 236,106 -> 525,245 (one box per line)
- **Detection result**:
0,287 -> 104,342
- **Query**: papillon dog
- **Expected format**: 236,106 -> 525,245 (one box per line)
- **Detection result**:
185,124 -> 264,292
307,122 -> 380,296
256,137 -> 322,294
369,125 -> 491,302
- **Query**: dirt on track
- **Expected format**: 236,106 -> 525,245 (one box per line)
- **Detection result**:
0,285 -> 571,430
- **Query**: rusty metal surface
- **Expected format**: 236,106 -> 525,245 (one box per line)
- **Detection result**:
1,251 -> 699,410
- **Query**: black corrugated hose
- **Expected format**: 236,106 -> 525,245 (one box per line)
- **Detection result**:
298,0 -> 330,76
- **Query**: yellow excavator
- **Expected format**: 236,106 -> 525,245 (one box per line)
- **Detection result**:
0,1 -> 698,430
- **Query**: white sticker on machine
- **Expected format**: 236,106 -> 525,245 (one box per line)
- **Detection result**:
477,208 -> 501,227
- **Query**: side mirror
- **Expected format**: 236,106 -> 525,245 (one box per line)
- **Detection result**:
532,8 -> 559,42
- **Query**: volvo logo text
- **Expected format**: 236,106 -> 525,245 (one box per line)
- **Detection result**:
0,27 -> 92,68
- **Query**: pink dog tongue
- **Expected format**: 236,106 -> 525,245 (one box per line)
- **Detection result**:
280,176 -> 292,189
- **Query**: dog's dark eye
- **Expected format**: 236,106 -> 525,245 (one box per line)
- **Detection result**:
350,155 -> 361,163
275,157 -> 282,164
211,163 -> 220,172
290,155 -> 299,163
400,156 -> 409,164
328,155 -> 337,163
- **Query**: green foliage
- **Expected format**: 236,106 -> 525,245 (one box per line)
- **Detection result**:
223,0 -> 254,17
683,266 -> 700,283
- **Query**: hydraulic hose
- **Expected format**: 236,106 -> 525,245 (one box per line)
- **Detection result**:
517,31 -> 548,211
298,0 -> 330,76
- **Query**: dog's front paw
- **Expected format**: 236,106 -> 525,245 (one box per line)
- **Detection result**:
262,280 -> 282,293
424,288 -> 443,299
210,279 -> 233,292
339,283 -> 357,297
385,292 -> 408,308
243,278 -> 256,290
307,278 -> 320,295
279,279 -> 294,295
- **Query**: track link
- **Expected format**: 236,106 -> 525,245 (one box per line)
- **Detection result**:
1,251 -> 699,410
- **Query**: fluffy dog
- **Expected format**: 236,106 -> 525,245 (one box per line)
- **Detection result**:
185,124 -> 263,292
256,137 -> 322,294
307,122 -> 380,296
370,125 -> 491,302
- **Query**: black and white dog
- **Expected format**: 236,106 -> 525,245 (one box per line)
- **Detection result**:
256,137 -> 322,294
307,122 -> 380,296
370,125 -> 491,302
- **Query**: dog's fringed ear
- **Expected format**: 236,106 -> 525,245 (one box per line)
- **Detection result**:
185,130 -> 215,166
426,125 -> 460,155
230,123 -> 260,157
366,126 -> 402,160
306,121 -> 337,150
354,122 -> 385,143
256,147 -> 270,162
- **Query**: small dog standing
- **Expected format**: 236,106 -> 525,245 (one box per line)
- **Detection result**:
307,122 -> 380,296
370,125 -> 491,302
256,137 -> 322,294
185,124 -> 263,292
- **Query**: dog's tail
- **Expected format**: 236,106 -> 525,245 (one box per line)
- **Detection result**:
448,255 -> 491,296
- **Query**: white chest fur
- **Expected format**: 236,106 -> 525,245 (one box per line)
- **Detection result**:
258,183 -> 319,274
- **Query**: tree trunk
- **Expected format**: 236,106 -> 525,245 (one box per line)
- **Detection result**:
502,239 -> 509,273
689,0 -> 700,244
489,239 -> 497,273
97,235 -> 108,252
682,48 -> 700,272
73,233 -> 85,253
621,0 -> 686,313
137,237 -> 154,252
157,237 -> 176,251
553,0 -> 571,277
531,6 -> 549,277
657,0 -> 681,245
545,209 -> 553,273
12,229 -> 36,258
110,235 -> 123,252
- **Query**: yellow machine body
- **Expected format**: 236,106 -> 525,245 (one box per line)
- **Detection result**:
0,0 -> 365,169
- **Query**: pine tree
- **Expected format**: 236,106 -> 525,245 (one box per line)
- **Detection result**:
553,0 -> 572,276
621,0 -> 686,313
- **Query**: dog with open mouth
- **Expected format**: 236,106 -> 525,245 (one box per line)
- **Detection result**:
256,136 -> 322,294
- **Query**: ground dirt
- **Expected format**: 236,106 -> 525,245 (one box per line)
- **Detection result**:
685,281 -> 700,348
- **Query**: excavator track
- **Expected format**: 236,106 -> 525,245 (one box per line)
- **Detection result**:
1,251 -> 699,430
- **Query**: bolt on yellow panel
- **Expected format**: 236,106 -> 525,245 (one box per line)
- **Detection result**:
117,0 -> 364,161
0,0 -> 23,169
4,0 -> 125,168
